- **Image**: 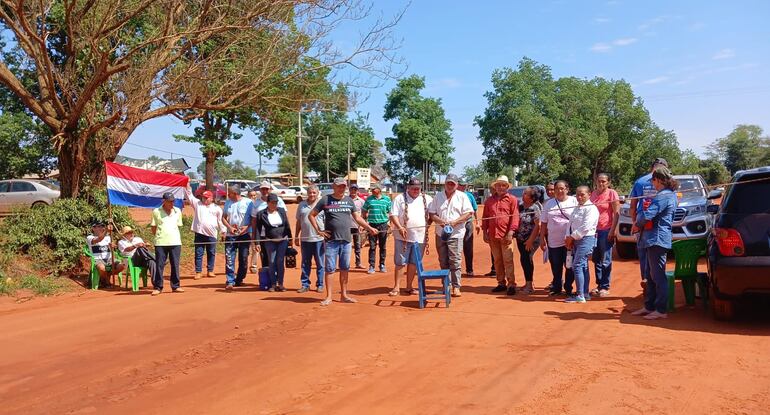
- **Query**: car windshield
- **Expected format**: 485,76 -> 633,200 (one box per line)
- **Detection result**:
677,179 -> 705,197
274,184 -> 289,190
318,184 -> 332,190
36,181 -> 60,190
724,177 -> 770,214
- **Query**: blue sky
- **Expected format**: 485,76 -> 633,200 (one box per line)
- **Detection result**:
123,0 -> 770,175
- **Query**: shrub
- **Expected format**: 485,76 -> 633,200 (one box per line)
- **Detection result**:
0,187 -> 137,276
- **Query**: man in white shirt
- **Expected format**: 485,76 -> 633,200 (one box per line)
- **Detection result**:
118,225 -> 156,278
540,180 -> 578,296
564,186 -> 599,303
428,173 -> 474,297
389,178 -> 433,296
86,222 -> 125,287
185,185 -> 226,279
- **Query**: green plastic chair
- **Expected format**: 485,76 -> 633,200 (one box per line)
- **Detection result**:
116,250 -> 149,292
83,246 -> 114,290
666,239 -> 707,311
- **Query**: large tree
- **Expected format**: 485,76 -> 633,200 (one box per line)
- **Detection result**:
475,57 -> 685,191
0,0 -> 403,197
707,124 -> 770,174
383,75 -> 454,184
196,159 -> 257,183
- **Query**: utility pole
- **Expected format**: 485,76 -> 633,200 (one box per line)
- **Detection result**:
346,135 -> 351,187
297,107 -> 303,186
325,135 -> 330,182
258,153 -> 262,178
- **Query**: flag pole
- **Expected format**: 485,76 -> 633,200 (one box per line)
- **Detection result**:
105,161 -> 118,288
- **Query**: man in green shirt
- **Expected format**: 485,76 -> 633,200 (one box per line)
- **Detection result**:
362,183 -> 392,273
150,192 -> 184,296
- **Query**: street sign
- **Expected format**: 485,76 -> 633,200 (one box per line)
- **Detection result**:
356,168 -> 371,189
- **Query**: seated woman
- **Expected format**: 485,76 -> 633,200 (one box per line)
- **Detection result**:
86,222 -> 124,287
118,226 -> 156,278
255,194 -> 293,292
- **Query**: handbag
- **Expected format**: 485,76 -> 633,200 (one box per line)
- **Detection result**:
285,246 -> 298,268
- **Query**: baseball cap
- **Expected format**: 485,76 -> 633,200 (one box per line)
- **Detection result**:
162,192 -> 175,201
266,193 -> 279,202
407,178 -> 422,187
350,183 -> 359,189
333,177 -> 347,186
259,181 -> 271,189
202,190 -> 213,199
651,158 -> 669,168
371,183 -> 382,190
91,221 -> 106,228
445,173 -> 459,184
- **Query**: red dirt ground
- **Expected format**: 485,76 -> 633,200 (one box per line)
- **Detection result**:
1,204 -> 768,415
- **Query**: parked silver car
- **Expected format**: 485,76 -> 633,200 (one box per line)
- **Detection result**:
0,179 -> 61,213
615,174 -> 722,259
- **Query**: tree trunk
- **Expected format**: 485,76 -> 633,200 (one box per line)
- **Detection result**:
205,151 -> 216,190
57,134 -> 87,198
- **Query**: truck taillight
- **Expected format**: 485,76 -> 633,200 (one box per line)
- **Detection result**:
714,228 -> 745,256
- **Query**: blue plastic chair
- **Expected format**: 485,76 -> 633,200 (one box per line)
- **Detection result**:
413,243 -> 451,309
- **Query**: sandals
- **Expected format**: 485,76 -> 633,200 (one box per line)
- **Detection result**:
388,289 -> 399,297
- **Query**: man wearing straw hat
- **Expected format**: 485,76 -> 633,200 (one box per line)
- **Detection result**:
428,173 -> 474,297
482,175 -> 520,295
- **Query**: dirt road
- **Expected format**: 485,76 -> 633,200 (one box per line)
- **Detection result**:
1,204 -> 769,414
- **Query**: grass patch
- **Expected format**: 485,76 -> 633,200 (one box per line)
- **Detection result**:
0,275 -> 68,296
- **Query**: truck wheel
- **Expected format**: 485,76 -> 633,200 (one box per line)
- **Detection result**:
615,242 -> 637,260
710,286 -> 735,320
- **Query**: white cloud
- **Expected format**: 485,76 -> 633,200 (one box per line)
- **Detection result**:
593,17 -> 611,24
613,37 -> 638,46
712,48 -> 735,60
590,42 -> 613,53
638,15 -> 670,31
643,76 -> 669,85
590,37 -> 637,53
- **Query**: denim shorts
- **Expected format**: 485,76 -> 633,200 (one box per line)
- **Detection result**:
393,239 -> 424,267
325,240 -> 352,273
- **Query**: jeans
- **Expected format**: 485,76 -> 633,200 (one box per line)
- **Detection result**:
259,241 -> 269,268
225,234 -> 250,285
368,222 -> 389,268
265,240 -> 288,287
463,221 -> 475,273
572,235 -> 596,298
325,240 -> 352,273
516,239 -> 535,282
436,235 -> 462,288
592,229 -> 614,290
154,245 -> 181,291
194,233 -> 217,273
489,238 -> 516,287
300,241 -> 325,288
548,246 -> 574,294
351,228 -> 362,266
644,244 -> 669,313
637,237 -> 649,281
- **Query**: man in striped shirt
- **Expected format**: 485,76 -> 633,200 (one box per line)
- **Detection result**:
362,183 -> 392,274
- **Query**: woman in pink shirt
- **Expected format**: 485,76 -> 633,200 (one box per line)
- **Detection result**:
589,173 -> 620,296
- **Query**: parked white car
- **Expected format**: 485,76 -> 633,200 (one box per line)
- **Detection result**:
267,183 -> 298,203
224,179 -> 259,197
0,179 -> 60,213
288,185 -> 308,202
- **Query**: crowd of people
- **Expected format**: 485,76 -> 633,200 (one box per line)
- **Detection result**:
85,158 -> 679,317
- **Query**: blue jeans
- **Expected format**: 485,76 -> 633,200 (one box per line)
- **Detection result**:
265,240 -> 288,287
644,245 -> 669,313
548,246 -> 574,294
592,230 -> 614,290
225,234 -> 250,285
637,237 -> 649,281
154,245 -> 181,291
301,241 -> 325,288
194,233 -> 217,273
325,240 -> 352,274
572,235 -> 596,298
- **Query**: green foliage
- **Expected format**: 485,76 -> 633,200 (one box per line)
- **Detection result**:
304,111 -> 380,178
0,111 -> 56,179
707,124 -> 770,174
0,274 -> 68,296
196,159 -> 258,182
0,187 -> 136,276
383,75 -> 455,183
697,158 -> 731,185
475,57 -> 689,192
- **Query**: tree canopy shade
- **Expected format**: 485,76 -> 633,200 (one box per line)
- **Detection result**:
0,0 -> 404,197
475,57 -> 689,191
383,75 -> 454,184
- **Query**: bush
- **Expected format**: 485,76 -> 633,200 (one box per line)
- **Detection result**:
0,187 -> 137,276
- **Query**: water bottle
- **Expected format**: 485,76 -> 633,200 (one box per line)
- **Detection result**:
565,250 -> 573,269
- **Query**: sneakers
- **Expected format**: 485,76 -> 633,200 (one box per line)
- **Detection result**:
485,270 -> 496,277
316,286 -> 324,293
249,267 -> 258,274
590,287 -> 600,295
452,287 -> 462,297
151,289 -> 161,296
379,265 -> 387,273
297,286 -> 309,293
564,295 -> 586,303
267,286 -> 276,293
548,290 -> 562,296
644,311 -> 668,320
355,263 -> 363,269
207,271 -> 216,278
491,284 -> 507,293
367,266 -> 375,274
631,307 -> 652,316
275,285 -> 286,292
225,284 -> 234,291
172,288 -> 185,293
466,271 -> 475,276
506,286 -> 517,296
520,284 -> 534,295
194,272 -> 202,280
598,289 -> 611,297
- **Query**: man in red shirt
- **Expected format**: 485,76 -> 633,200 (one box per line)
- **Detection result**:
482,175 -> 520,295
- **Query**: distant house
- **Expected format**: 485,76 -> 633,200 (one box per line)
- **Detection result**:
114,155 -> 190,175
